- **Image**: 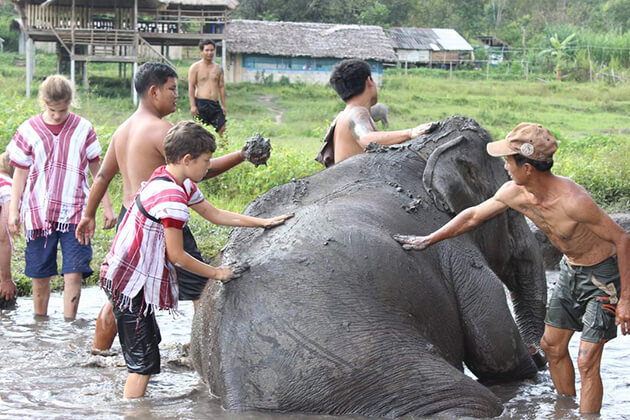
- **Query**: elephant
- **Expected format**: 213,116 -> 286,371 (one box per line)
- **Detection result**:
370,103 -> 389,128
191,116 -> 547,418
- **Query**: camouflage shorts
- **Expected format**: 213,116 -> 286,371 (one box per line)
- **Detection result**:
545,255 -> 620,343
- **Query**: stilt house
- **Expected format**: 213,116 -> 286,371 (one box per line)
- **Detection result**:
9,0 -> 238,100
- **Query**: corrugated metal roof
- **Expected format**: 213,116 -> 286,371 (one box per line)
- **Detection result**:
389,27 -> 472,51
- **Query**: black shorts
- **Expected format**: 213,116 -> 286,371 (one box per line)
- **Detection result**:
118,206 -> 208,302
111,290 -> 162,375
195,97 -> 226,131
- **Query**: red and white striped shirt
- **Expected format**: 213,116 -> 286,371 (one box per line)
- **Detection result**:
100,166 -> 204,312
0,173 -> 11,208
7,113 -> 101,240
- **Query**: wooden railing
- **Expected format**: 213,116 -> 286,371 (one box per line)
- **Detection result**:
26,4 -> 229,34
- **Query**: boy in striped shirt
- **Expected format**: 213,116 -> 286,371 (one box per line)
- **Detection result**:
7,75 -> 116,320
102,120 -> 291,398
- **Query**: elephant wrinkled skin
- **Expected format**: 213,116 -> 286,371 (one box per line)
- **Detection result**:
191,116 -> 547,418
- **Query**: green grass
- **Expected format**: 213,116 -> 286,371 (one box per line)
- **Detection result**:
1,52 -> 629,295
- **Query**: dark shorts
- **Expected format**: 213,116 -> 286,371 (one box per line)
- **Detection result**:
195,97 -> 226,131
545,255 -> 620,343
118,206 -> 208,301
25,225 -> 93,279
111,290 -> 162,376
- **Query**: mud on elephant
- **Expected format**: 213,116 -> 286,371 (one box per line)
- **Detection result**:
191,116 -> 547,418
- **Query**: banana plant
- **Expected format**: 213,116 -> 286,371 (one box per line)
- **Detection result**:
539,32 -> 577,81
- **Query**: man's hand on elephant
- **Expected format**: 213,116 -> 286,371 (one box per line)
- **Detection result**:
410,121 -> 440,139
242,133 -> 272,167
264,213 -> 294,229
393,234 -> 431,251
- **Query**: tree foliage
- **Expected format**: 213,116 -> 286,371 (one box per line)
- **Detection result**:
234,0 -> 630,38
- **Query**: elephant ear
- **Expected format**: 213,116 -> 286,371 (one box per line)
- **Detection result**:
423,135 -> 501,215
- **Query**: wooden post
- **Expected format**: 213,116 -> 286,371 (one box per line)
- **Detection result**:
222,39 -> 227,73
132,0 -> 138,104
71,58 -> 76,85
588,44 -> 593,82
25,36 -> 34,97
132,61 -> 138,105
83,61 -> 88,88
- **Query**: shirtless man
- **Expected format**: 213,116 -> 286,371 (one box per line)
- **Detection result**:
316,59 -> 436,167
76,62 -> 263,352
394,122 -> 630,414
189,39 -> 226,136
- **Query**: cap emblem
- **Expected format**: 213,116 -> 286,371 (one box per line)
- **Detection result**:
520,143 -> 534,156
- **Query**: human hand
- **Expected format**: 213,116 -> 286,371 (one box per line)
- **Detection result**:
410,121 -> 440,138
393,234 -> 431,251
241,133 -> 271,167
0,279 -> 16,301
102,208 -> 117,230
191,106 -> 199,116
76,216 -> 96,245
264,213 -> 294,229
8,208 -> 20,238
222,106 -> 227,117
213,262 -> 250,282
615,298 -> 630,335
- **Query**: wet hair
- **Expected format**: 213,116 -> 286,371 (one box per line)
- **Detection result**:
329,59 -> 372,101
134,62 -> 178,97
514,153 -> 553,172
38,74 -> 75,108
163,121 -> 217,163
199,39 -> 216,50
0,152 -> 14,177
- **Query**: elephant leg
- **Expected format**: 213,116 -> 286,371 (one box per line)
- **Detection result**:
442,244 -> 538,381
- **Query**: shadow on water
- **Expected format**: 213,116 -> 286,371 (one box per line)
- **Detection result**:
1,273 -> 629,419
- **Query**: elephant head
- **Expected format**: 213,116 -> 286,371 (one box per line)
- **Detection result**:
405,116 -> 547,358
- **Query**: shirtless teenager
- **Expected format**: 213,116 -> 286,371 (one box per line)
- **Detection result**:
76,62 -> 264,352
316,59 -> 436,167
394,122 -> 630,414
189,39 -> 226,136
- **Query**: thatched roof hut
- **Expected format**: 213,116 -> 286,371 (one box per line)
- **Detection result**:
226,19 -> 397,62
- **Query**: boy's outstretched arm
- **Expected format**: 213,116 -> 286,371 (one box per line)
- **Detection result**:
394,195 -> 508,251
191,200 -> 292,228
165,227 -> 232,281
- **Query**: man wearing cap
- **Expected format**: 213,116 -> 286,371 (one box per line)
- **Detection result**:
394,122 -> 630,414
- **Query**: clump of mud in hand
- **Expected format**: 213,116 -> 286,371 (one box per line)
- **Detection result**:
242,134 -> 271,167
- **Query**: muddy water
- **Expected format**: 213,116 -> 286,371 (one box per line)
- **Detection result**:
1,273 -> 629,419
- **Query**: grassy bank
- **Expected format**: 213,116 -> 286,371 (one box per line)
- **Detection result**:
1,52 -> 629,295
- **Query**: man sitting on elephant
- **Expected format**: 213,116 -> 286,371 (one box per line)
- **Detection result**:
316,59 -> 436,167
395,122 -> 630,414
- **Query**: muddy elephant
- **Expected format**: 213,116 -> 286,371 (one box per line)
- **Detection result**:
191,116 -> 547,418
